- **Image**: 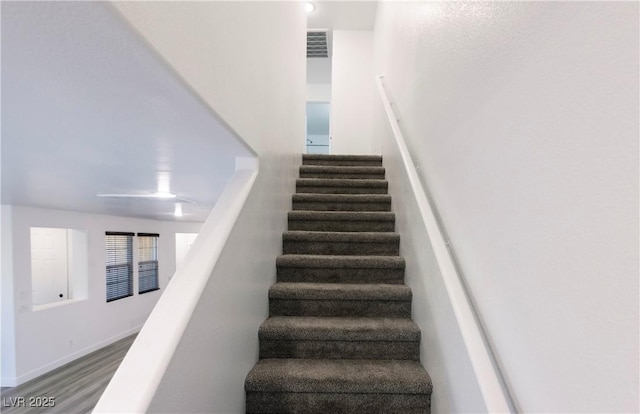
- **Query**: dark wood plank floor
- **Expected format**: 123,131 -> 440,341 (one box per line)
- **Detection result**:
0,334 -> 136,414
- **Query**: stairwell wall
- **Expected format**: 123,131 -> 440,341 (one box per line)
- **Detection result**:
331,30 -> 376,155
374,2 -> 639,413
111,2 -> 306,412
374,107 -> 487,412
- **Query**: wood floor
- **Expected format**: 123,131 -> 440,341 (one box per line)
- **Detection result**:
0,334 -> 136,414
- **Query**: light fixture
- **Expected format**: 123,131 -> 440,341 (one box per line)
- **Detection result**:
151,192 -> 177,199
305,2 -> 315,14
174,203 -> 183,217
97,192 -> 176,199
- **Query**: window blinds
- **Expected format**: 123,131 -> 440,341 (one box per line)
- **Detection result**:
105,232 -> 134,302
137,233 -> 159,294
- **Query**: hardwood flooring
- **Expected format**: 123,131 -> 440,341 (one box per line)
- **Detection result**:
0,334 -> 136,414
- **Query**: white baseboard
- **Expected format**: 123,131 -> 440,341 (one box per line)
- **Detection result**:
8,325 -> 142,387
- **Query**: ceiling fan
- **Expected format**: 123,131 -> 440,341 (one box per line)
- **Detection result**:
96,192 -> 196,204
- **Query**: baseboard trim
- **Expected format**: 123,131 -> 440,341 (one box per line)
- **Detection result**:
10,325 -> 142,387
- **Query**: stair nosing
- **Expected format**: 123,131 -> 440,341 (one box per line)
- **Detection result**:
288,211 -> 395,222
292,193 -> 391,201
276,254 -> 405,269
283,231 -> 399,239
259,316 -> 420,342
300,165 -> 385,173
296,178 -> 388,187
269,282 -> 412,301
302,154 -> 383,161
245,358 -> 432,394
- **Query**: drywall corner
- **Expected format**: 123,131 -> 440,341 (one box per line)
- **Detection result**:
1,205 -> 17,386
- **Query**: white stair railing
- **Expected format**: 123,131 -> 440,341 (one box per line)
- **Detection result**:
376,74 -> 515,413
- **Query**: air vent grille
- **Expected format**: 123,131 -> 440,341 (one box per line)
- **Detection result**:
307,31 -> 328,58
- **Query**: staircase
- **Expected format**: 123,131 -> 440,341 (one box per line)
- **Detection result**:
245,154 -> 433,413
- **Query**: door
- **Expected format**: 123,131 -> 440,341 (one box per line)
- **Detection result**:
306,102 -> 331,154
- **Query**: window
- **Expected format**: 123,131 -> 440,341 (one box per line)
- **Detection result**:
105,232 -> 133,302
138,233 -> 159,294
31,227 -> 88,308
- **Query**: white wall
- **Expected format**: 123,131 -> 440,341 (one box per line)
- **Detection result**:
307,83 -> 331,102
1,206 -> 17,385
111,2 -> 305,412
0,205 -> 201,386
175,233 -> 198,271
374,2 -> 639,413
375,100 -> 487,412
307,57 -> 331,102
331,30 -> 375,155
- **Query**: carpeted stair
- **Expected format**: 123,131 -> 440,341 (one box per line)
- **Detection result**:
245,154 -> 432,413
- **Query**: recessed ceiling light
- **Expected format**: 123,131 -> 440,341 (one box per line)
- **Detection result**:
305,2 -> 315,14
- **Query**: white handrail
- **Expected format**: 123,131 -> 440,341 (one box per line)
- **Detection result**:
93,161 -> 258,413
376,75 -> 514,413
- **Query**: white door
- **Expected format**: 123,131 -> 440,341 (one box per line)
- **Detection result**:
31,228 -> 69,305
306,102 -> 331,154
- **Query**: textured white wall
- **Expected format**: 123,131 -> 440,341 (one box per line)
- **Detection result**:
0,206 -> 201,386
374,2 -> 639,412
112,2 -> 306,412
374,97 -> 487,412
331,30 -> 376,155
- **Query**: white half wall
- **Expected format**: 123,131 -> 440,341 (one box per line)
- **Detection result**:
374,2 -> 639,413
111,2 -> 306,411
331,30 -> 375,155
0,205 -> 201,386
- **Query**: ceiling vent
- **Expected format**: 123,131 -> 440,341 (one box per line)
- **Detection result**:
307,30 -> 328,58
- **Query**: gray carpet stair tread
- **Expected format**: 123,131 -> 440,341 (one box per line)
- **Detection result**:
297,178 -> 388,188
292,194 -> 391,203
276,254 -> 405,269
245,358 -> 432,394
269,282 -> 411,301
259,316 -> 420,341
300,165 -> 385,174
247,153 -> 431,411
303,154 -> 383,162
288,211 -> 395,222
283,231 -> 399,243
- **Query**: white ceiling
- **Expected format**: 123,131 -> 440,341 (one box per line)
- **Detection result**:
1,2 -> 253,222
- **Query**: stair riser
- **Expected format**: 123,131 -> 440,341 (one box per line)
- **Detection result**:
270,299 -> 411,318
299,172 -> 385,180
288,220 -> 394,232
283,240 -> 399,256
246,392 -> 430,414
259,340 -> 420,360
277,268 -> 405,284
292,201 -> 391,212
296,186 -> 388,195
302,160 -> 382,167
